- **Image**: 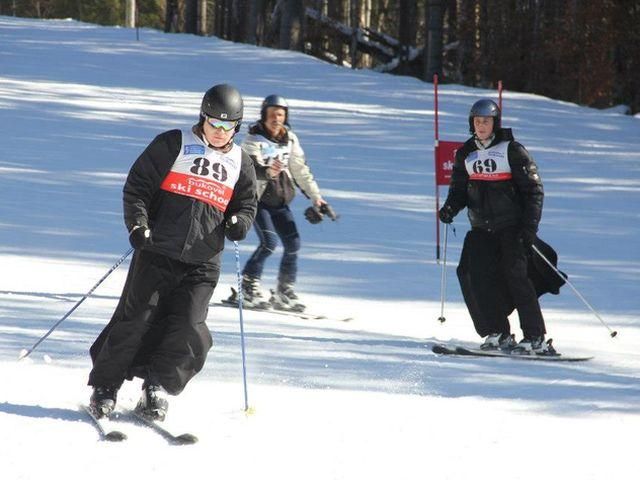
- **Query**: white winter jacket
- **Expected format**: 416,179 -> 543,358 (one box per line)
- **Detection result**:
242,122 -> 322,205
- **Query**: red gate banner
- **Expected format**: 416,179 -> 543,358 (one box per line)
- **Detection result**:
435,140 -> 463,186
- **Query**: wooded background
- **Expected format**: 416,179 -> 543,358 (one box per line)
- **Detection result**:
2,0 -> 639,114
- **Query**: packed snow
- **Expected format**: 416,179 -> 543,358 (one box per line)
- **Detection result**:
1,16 -> 639,480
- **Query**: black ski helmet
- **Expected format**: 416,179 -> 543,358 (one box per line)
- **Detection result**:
468,99 -> 501,134
261,94 -> 289,124
200,84 -> 243,132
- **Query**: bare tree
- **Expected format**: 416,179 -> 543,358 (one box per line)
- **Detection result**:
165,0 -> 179,33
356,0 -> 372,67
398,0 -> 417,71
185,0 -> 198,34
246,0 -> 265,44
456,0 -> 476,85
279,0 -> 304,50
125,0 -> 136,28
199,0 -> 207,35
328,0 -> 349,64
425,0 -> 443,80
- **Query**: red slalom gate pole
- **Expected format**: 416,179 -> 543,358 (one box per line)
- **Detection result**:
433,74 -> 441,262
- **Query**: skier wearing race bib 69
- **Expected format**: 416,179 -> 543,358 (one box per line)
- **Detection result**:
228,94 -> 337,312
87,84 -> 257,420
438,98 -> 553,355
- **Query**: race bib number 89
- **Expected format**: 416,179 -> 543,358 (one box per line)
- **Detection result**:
160,133 -> 242,213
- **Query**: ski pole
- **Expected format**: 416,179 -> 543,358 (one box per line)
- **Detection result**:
437,224 -> 449,323
18,247 -> 134,360
531,244 -> 618,338
231,218 -> 251,413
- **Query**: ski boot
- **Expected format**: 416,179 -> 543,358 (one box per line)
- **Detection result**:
510,336 -> 553,355
480,333 -> 517,351
244,275 -> 272,309
237,275 -> 271,309
270,283 -> 305,312
89,385 -> 119,418
135,383 -> 169,421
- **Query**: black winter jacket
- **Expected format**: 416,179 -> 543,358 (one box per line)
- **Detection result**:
123,128 -> 257,265
444,128 -> 543,232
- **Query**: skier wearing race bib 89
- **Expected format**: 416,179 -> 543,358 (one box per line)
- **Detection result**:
230,94 -> 336,312
438,98 -> 551,355
88,84 -> 257,419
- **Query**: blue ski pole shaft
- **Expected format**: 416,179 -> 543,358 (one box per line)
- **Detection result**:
438,224 -> 448,323
233,239 -> 250,411
19,247 -> 134,360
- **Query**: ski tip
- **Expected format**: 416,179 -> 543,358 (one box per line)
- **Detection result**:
173,433 -> 199,445
431,344 -> 452,354
104,431 -> 127,442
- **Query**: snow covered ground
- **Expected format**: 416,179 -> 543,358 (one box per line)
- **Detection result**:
1,16 -> 639,480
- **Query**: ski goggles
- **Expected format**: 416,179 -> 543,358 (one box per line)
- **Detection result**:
207,117 -> 238,132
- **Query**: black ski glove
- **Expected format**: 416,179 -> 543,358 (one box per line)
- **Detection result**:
519,227 -> 537,248
129,225 -> 151,249
319,203 -> 339,221
438,204 -> 455,224
305,203 -> 339,224
304,206 -> 323,224
225,215 -> 247,241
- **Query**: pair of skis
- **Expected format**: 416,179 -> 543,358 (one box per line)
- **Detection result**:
81,405 -> 198,445
217,289 -> 353,322
432,343 -> 593,362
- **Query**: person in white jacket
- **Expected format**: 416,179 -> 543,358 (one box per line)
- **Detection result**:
230,94 -> 336,311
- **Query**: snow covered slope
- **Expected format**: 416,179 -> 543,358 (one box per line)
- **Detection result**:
1,16 -> 639,480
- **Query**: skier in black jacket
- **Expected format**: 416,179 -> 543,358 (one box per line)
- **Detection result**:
88,84 -> 257,419
439,99 -> 549,354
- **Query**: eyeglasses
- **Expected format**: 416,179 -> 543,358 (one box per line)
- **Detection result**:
207,117 -> 237,132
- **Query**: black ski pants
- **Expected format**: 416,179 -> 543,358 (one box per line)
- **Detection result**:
456,227 -> 546,339
88,250 -> 219,395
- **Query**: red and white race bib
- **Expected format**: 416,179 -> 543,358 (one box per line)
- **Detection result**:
465,141 -> 512,181
160,130 -> 242,213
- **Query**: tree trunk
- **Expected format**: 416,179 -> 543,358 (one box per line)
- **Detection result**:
125,0 -> 136,28
372,0 -> 389,32
306,0 -> 325,57
358,0 -> 372,67
526,0 -> 542,91
425,0 -> 443,80
398,0 -> 417,74
199,0 -> 207,35
226,0 -> 233,39
328,0 -> 348,64
279,0 -> 304,50
246,0 -> 263,44
165,0 -> 179,33
213,0 -> 224,37
350,0 -> 360,68
456,0 -> 476,85
185,0 -> 198,34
